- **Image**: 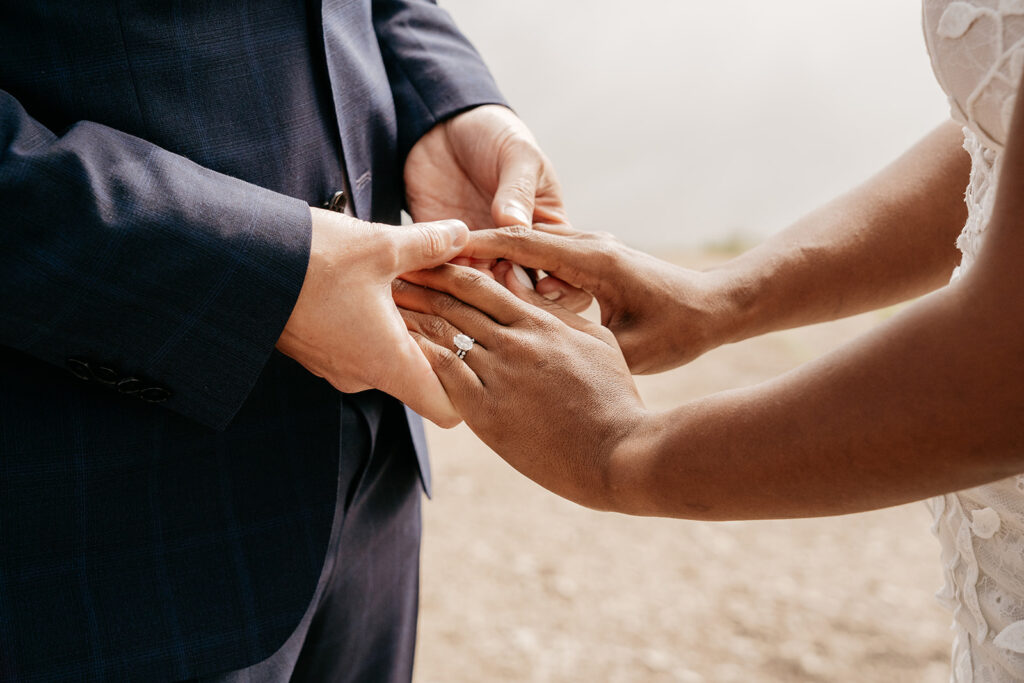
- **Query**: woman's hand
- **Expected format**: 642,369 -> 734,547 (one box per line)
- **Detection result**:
460,224 -> 739,373
394,261 -> 650,510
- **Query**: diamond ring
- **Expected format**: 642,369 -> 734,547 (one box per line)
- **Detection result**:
453,333 -> 475,360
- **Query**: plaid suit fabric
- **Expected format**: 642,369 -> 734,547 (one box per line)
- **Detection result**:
0,0 -> 506,680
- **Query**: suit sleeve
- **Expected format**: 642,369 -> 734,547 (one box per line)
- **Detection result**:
372,0 -> 510,160
0,90 -> 313,430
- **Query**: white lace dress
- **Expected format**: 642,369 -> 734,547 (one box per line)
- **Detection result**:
924,1 -> 1024,680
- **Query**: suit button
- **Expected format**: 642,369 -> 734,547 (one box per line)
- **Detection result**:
139,387 -> 171,404
116,377 -> 144,394
323,190 -> 348,213
66,358 -> 92,381
92,365 -> 119,385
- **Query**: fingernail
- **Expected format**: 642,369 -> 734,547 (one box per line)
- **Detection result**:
510,263 -> 534,290
440,219 -> 468,246
503,203 -> 530,226
542,290 -> 562,301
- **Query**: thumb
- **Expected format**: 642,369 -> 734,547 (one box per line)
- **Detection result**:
492,154 -> 540,227
389,219 -> 469,275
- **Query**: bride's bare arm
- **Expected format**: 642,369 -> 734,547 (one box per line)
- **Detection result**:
397,231 -> 1022,518
394,109 -> 1022,520
612,251 -> 1023,519
460,121 -> 970,374
616,114 -> 1024,518
704,119 -> 969,342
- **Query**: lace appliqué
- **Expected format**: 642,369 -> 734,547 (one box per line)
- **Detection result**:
925,2 -> 1024,680
933,0 -> 1024,149
951,128 -> 1002,282
930,488 -> 1024,681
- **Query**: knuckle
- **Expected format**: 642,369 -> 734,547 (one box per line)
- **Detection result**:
515,309 -> 551,334
436,348 -> 462,372
454,266 -> 487,290
591,237 -> 622,269
536,312 -> 562,334
428,292 -> 461,317
496,225 -> 533,241
580,230 -> 619,248
424,315 -> 451,340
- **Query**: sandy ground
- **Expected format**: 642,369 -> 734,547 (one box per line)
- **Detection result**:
412,252 -> 952,683
410,6 -> 956,678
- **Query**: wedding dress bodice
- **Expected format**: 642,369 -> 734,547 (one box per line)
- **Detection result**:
923,2 -> 1024,680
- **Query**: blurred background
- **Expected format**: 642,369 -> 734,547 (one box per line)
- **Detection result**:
415,2 -> 955,681
439,0 -> 949,250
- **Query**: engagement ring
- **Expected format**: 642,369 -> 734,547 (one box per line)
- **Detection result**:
453,333 -> 475,360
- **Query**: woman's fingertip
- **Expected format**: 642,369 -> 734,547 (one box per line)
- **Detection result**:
510,263 -> 535,290
542,290 -> 562,302
492,260 -> 512,279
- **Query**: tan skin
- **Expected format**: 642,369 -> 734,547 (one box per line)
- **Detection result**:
277,104 -> 585,427
395,94 -> 1024,520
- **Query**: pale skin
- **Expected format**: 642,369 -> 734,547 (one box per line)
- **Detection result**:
276,104 -> 581,426
396,90 -> 1024,520
275,208 -> 469,427
404,104 -> 589,310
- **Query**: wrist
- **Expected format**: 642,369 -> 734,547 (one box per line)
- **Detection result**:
275,208 -> 337,375
700,253 -> 776,346
601,408 -> 665,515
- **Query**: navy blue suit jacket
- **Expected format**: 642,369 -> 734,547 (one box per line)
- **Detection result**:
0,1 -> 504,679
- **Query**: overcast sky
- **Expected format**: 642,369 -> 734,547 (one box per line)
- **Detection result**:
441,0 -> 951,249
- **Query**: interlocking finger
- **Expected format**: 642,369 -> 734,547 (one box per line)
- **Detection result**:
400,308 -> 491,375
535,273 -> 593,313
493,261 -> 615,344
410,331 -> 486,404
400,264 -> 531,327
392,278 -> 499,347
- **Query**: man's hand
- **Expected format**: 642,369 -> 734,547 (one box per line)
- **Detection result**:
276,208 -> 469,427
405,104 -> 566,229
404,105 -> 589,309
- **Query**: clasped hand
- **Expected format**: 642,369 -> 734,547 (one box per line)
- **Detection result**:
276,105 -> 592,427
393,223 -> 729,507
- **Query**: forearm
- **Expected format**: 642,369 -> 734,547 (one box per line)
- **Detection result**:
613,273 -> 1024,520
705,121 -> 970,345
0,91 -> 311,429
